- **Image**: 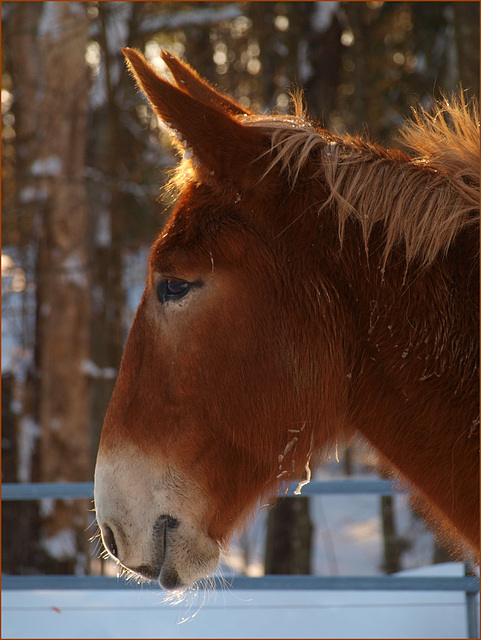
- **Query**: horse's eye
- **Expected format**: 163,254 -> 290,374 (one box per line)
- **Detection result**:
166,279 -> 189,296
157,278 -> 191,303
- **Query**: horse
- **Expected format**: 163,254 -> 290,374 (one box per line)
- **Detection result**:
94,48 -> 479,590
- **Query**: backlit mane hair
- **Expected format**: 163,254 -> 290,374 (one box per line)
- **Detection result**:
169,92 -> 479,268
248,93 -> 479,267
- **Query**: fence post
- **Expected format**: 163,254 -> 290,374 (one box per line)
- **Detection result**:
466,591 -> 479,639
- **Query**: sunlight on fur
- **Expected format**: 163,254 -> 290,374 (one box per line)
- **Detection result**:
166,90 -> 478,272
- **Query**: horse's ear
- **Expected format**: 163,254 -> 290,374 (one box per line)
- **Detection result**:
123,48 -> 267,186
160,51 -> 252,117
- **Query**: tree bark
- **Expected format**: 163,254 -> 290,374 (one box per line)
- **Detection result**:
265,497 -> 312,575
35,2 -> 92,574
3,1 -> 41,576
88,2 -> 129,465
453,2 -> 480,99
5,2 -> 92,574
301,2 -> 343,125
380,495 -> 410,574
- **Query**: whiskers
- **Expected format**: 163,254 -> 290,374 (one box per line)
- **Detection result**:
88,518 -> 149,587
89,511 -> 247,624
158,564 -> 233,625
113,564 -> 146,586
87,513 -> 105,563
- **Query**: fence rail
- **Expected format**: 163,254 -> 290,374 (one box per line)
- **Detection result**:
2,480 -> 479,638
1,478 -> 404,501
2,573 -> 478,592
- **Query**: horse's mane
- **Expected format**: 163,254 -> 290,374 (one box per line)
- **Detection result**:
246,92 -> 479,267
170,92 -> 479,268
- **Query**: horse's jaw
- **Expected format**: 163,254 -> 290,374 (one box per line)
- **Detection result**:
94,445 -> 220,589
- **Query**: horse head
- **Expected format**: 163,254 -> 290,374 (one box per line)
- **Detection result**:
94,49 -> 342,589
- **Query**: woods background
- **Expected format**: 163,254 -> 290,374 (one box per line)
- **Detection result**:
1,0 -> 479,578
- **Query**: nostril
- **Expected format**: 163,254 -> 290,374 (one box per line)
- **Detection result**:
153,515 -> 180,539
102,525 -> 118,559
166,516 -> 179,530
158,515 -> 180,530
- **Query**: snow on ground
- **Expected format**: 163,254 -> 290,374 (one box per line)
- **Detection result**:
1,564 -> 473,639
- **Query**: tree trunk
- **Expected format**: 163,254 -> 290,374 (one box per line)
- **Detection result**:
300,2 -> 343,125
453,2 -> 480,99
3,0 -> 44,576
380,495 -> 410,574
6,2 -> 92,574
36,1 -> 92,574
88,2 -> 130,465
265,497 -> 312,575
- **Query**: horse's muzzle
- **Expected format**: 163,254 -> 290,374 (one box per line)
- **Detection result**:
94,453 -> 220,589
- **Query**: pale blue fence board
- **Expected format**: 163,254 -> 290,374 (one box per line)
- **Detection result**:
1,479 -> 403,501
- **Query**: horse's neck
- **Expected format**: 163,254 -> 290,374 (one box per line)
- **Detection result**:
344,248 -> 479,550
352,363 -> 478,545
